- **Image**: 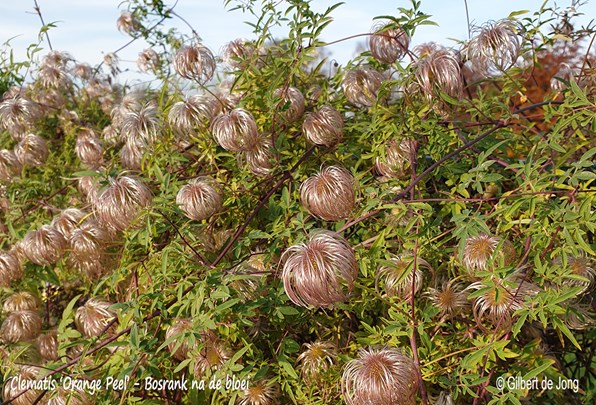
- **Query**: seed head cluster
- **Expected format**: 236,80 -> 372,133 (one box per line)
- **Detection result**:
176,177 -> 223,221
300,165 -> 355,221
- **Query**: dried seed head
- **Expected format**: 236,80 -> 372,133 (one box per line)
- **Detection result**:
77,175 -> 101,204
3,291 -> 39,312
94,175 -> 152,232
21,225 -> 67,266
14,134 -> 49,167
121,102 -> 159,147
426,281 -> 469,317
173,44 -> 216,84
193,331 -> 231,377
303,105 -> 344,147
467,275 -> 539,327
375,139 -> 416,179
464,19 -> 521,76
342,346 -> 418,405
550,63 -> 577,92
222,39 -> 257,69
0,149 -> 22,182
561,303 -> 595,331
166,318 -> 195,361
282,230 -> 358,308
377,254 -> 430,300
237,379 -> 279,405
0,310 -> 42,343
462,234 -> 515,274
3,366 -> 43,405
297,340 -> 336,381
413,43 -> 462,100
74,298 -> 116,337
37,62 -> 70,89
169,94 -> 221,135
342,67 -> 385,107
51,208 -> 87,239
120,142 -> 144,170
0,249 -> 24,287
137,48 -> 160,72
300,165 -> 355,221
42,50 -> 71,67
272,86 -> 305,123
72,62 -> 93,80
369,22 -> 410,64
75,130 -> 104,169
68,219 -> 110,266
176,177 -> 223,221
555,254 -> 594,295
37,330 -> 59,361
102,124 -> 120,145
0,96 -> 39,135
239,133 -> 274,176
211,108 -> 259,152
117,11 -> 141,34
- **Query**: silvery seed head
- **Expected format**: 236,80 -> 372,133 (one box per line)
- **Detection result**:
37,330 -> 59,361
176,177 -> 223,221
0,249 -> 24,287
342,67 -> 385,107
272,86 -> 305,123
0,310 -> 42,343
0,149 -> 22,182
74,298 -> 116,338
21,225 -> 67,266
375,139 -> 416,179
413,43 -> 462,101
168,94 -> 221,135
377,254 -> 431,300
173,43 -> 216,84
93,175 -> 152,232
369,22 -> 410,64
51,208 -> 87,239
117,11 -> 141,35
300,165 -> 355,221
3,291 -> 39,312
211,108 -> 259,152
166,318 -> 195,361
14,134 -> 49,167
342,346 -> 418,405
303,105 -> 344,147
282,230 -> 358,308
137,48 -> 160,73
75,129 -> 104,169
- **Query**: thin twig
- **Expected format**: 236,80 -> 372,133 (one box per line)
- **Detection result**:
33,0 -> 53,51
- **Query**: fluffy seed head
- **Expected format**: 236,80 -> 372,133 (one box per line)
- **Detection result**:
94,175 -> 152,232
173,44 -> 216,84
21,225 -> 67,266
303,105 -> 344,147
0,149 -> 22,182
74,298 -> 116,337
0,249 -> 24,287
51,208 -> 87,239
211,108 -> 259,152
3,366 -> 43,405
168,94 -> 221,134
72,62 -> 93,80
467,276 -> 538,327
375,139 -> 416,179
300,165 -> 355,221
297,340 -> 335,381
272,86 -> 305,123
0,310 -> 42,343
68,219 -> 110,269
137,48 -> 160,72
14,134 -> 49,167
377,254 -> 430,299
117,11 -> 141,34
413,43 -> 462,100
426,281 -> 469,317
166,318 -> 195,361
77,175 -> 101,204
464,19 -> 521,76
237,379 -> 279,405
555,254 -> 594,295
121,101 -> 159,147
176,177 -> 223,221
0,96 -> 40,134
193,331 -> 231,377
281,230 -> 358,308
342,67 -> 385,107
3,291 -> 39,312
462,234 -> 515,274
75,129 -> 104,169
120,142 -> 144,170
369,22 -> 410,64
37,330 -> 59,361
221,39 -> 257,69
239,133 -> 274,176
342,346 -> 418,405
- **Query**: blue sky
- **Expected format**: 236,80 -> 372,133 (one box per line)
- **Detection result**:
1,0 -> 594,83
